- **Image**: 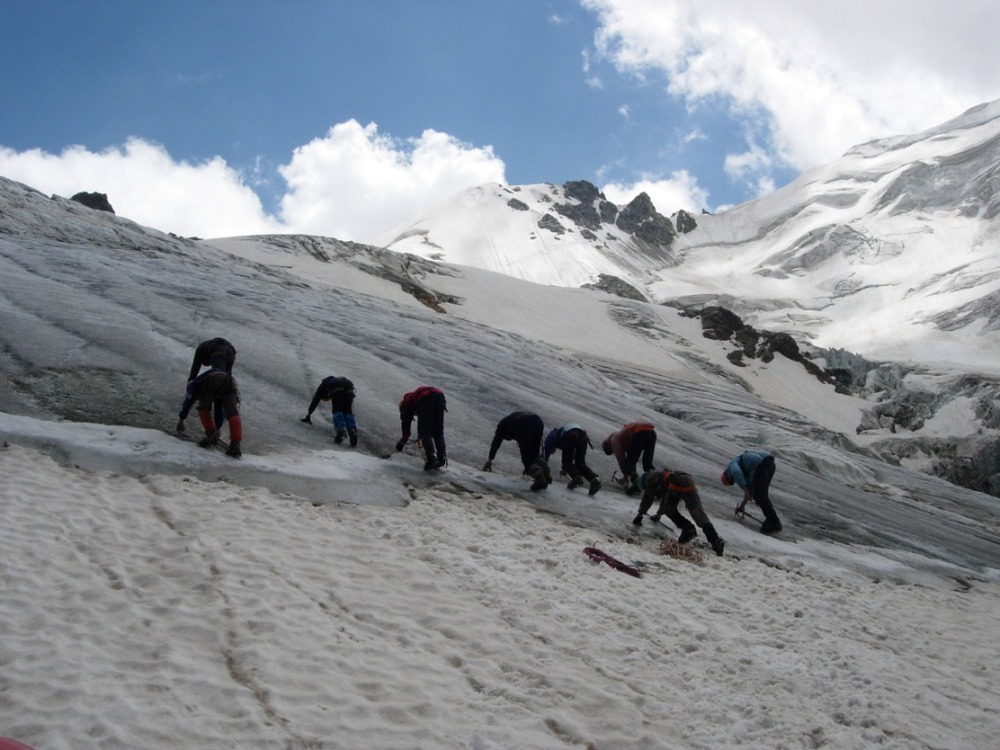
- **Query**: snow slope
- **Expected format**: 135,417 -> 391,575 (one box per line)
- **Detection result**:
2,171 -> 1000,749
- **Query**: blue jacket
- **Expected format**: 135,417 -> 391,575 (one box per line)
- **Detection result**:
725,450 -> 773,489
543,424 -> 584,459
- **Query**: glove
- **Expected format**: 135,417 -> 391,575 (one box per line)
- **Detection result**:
482,460 -> 493,472
735,501 -> 748,517
175,419 -> 185,433
395,438 -> 407,452
300,415 -> 312,423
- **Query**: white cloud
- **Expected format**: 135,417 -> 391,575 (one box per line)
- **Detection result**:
582,50 -> 603,88
0,139 -> 279,238
724,142 -> 772,184
602,169 -> 709,214
0,123 -> 506,242
682,127 -> 707,144
583,0 -> 1000,188
278,121 -> 505,242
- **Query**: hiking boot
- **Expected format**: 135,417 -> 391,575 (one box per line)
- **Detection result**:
678,527 -> 697,545
632,513 -> 644,526
567,475 -> 585,490
588,477 -> 601,495
348,430 -> 358,447
526,463 -> 544,484
624,475 -> 639,496
711,537 -> 726,557
199,430 -> 220,448
760,518 -> 783,535
424,457 -> 438,471
539,462 -> 553,486
650,514 -> 661,524
225,441 -> 242,459
334,430 -> 346,444
434,455 -> 448,469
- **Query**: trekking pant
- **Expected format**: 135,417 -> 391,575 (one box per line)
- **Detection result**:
750,456 -> 780,524
332,411 -> 357,432
624,430 -> 656,476
197,371 -> 242,442
515,414 -> 545,472
639,488 -> 722,546
561,430 -> 598,482
416,391 -> 447,463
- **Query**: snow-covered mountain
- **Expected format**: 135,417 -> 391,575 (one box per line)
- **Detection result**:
381,100 -> 1000,370
377,180 -> 681,288
378,100 -> 1000,495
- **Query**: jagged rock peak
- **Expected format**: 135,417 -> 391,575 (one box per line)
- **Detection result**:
616,192 -> 676,245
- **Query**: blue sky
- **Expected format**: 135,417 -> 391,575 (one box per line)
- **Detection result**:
2,0 -> 999,242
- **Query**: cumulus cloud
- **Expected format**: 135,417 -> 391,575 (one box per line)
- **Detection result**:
277,121 -> 505,242
0,139 -> 279,238
0,123 -> 506,242
583,0 -> 1000,190
602,169 -> 709,214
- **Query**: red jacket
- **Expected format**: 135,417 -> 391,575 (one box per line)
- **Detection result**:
602,422 -> 655,473
399,386 -> 444,438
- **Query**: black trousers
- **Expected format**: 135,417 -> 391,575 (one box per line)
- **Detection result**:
416,392 -> 447,462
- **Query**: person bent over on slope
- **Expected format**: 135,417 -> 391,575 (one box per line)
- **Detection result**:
177,344 -> 234,433
396,386 -> 447,471
543,424 -> 600,495
602,422 -> 657,495
635,470 -> 725,556
721,449 -> 782,534
482,411 -> 552,491
302,376 -> 358,446
195,363 -> 243,458
187,337 -> 236,382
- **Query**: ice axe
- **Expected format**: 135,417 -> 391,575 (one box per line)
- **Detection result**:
735,505 -> 763,523
644,513 -> 677,530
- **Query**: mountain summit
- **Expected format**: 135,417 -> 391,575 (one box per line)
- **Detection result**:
381,99 -> 1000,375
378,180 -> 679,290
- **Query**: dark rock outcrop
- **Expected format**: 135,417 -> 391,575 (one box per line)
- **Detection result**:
689,306 -> 831,385
537,214 -> 567,235
562,180 -> 603,204
553,201 -> 601,230
675,209 -> 698,234
71,192 -> 115,213
582,274 -> 647,301
552,180 -> 604,231
616,193 -> 676,245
